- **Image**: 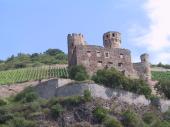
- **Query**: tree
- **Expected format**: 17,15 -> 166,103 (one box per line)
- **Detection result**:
68,65 -> 89,81
44,48 -> 63,56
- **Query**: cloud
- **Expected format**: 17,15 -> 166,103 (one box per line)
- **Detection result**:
129,0 -> 170,64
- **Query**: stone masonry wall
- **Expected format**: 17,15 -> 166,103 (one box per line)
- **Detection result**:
75,45 -> 136,77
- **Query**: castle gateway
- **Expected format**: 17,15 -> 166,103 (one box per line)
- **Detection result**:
67,31 -> 151,81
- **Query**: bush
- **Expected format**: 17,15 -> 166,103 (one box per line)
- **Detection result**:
14,87 -> 38,103
104,117 -> 123,127
163,109 -> 170,122
51,104 -> 64,118
0,99 -> 7,106
122,110 -> 145,127
143,112 -> 159,126
92,68 -> 151,98
93,107 -> 107,123
61,96 -> 83,107
83,90 -> 92,102
69,65 -> 89,81
6,117 -> 37,127
0,107 -> 13,124
155,80 -> 170,99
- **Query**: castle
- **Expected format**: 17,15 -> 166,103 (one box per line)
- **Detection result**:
67,31 -> 151,81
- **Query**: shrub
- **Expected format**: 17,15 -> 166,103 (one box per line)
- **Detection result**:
7,117 -> 37,127
155,80 -> 170,99
83,90 -> 92,102
0,107 -> 13,124
68,65 -> 89,81
122,110 -> 145,127
104,117 -> 123,127
0,99 -> 7,106
163,109 -> 170,122
93,107 -> 107,123
143,112 -> 159,126
61,96 -> 83,107
51,104 -> 64,118
92,68 -> 151,98
14,87 -> 38,103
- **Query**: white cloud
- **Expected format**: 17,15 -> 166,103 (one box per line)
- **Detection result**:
130,0 -> 170,64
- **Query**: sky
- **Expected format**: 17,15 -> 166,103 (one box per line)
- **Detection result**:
0,0 -> 170,64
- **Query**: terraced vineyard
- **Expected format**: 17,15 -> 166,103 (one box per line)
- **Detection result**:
152,71 -> 170,81
0,66 -> 69,85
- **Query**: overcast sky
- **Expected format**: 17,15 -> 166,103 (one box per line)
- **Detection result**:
0,0 -> 170,64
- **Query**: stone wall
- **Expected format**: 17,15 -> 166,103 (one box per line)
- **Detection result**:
75,45 -> 135,77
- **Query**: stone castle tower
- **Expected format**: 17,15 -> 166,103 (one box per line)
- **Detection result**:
103,31 -> 121,49
67,33 -> 86,66
140,53 -> 151,80
67,31 -> 151,81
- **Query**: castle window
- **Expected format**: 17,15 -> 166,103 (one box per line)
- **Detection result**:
106,35 -> 109,38
108,62 -> 113,65
97,61 -> 102,67
120,54 -> 124,59
105,52 -> 110,58
96,51 -> 101,57
118,63 -> 123,67
87,51 -> 91,57
112,33 -> 115,37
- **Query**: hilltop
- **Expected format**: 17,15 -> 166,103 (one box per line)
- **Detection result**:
0,48 -> 67,71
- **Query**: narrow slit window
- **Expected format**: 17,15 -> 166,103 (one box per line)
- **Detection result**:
97,61 -> 102,67
97,51 -> 101,57
120,54 -> 124,59
105,52 -> 109,58
118,63 -> 123,67
87,51 -> 91,57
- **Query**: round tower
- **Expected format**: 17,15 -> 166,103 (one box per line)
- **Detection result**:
140,53 -> 149,63
67,33 -> 86,66
103,31 -> 121,49
140,53 -> 151,80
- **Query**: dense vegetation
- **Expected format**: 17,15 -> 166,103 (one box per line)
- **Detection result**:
1,86 -> 170,127
152,71 -> 170,81
0,66 -> 68,85
155,80 -> 170,99
0,87 -> 92,127
92,68 -> 152,98
0,48 -> 67,71
68,65 -> 89,81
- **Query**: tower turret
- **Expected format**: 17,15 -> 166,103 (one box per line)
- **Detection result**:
103,31 -> 121,49
140,53 -> 151,80
67,33 -> 86,66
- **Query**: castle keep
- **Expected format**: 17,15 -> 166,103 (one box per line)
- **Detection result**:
67,31 -> 151,81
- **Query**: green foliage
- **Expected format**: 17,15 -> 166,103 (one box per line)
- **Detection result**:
92,68 -> 151,98
14,87 -> 38,103
0,99 -> 7,106
61,96 -> 83,107
104,117 -> 123,127
152,71 -> 170,81
122,110 -> 145,127
6,117 -> 37,127
0,107 -> 13,124
0,66 -> 69,85
83,90 -> 92,102
0,48 -> 67,71
68,65 -> 89,81
50,104 -> 64,118
157,62 -> 170,69
143,112 -> 159,126
163,109 -> 170,122
93,107 -> 107,123
155,80 -> 170,99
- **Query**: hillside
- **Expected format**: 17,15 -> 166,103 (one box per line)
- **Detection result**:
0,85 -> 170,127
0,49 -> 67,71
